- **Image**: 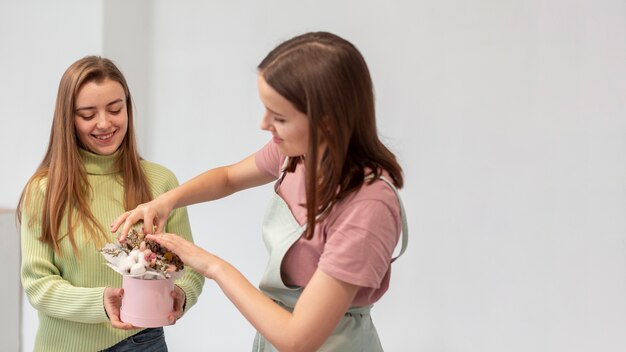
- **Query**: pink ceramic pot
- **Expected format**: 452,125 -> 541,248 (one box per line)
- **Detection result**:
120,276 -> 174,328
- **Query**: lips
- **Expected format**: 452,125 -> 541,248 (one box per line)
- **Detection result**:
92,130 -> 116,141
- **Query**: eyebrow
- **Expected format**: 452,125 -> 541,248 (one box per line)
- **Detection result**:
75,98 -> 124,111
266,107 -> 285,117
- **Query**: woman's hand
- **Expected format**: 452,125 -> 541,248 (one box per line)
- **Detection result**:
146,233 -> 217,279
169,285 -> 186,324
110,196 -> 174,241
103,287 -> 135,330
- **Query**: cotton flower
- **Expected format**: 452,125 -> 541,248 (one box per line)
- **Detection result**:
100,228 -> 184,279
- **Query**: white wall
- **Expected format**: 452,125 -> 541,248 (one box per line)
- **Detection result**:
0,2 -> 104,351
2,0 -> 625,351
0,0 -> 103,207
0,209 -> 21,352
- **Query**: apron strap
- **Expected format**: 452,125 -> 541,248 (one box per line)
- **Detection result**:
368,174 -> 409,262
274,156 -> 291,192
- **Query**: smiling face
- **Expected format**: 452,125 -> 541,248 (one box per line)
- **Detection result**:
257,74 -> 310,157
74,78 -> 128,155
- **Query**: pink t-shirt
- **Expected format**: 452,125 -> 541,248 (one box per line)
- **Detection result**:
255,141 -> 402,306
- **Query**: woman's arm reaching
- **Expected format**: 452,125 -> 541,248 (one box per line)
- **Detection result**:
111,153 -> 275,238
146,232 -> 359,352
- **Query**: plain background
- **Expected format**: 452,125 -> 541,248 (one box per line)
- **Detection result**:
1,0 -> 625,351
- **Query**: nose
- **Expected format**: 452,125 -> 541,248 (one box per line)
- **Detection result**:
95,111 -> 112,130
259,110 -> 272,131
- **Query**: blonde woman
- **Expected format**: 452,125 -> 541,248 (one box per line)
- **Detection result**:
18,56 -> 204,352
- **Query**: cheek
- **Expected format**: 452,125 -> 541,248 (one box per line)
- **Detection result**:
297,126 -> 310,144
116,114 -> 129,133
73,122 -> 91,147
120,119 -> 129,134
74,119 -> 90,137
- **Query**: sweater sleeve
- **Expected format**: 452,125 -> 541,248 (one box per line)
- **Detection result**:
150,165 -> 205,313
20,179 -> 109,324
167,205 -> 205,313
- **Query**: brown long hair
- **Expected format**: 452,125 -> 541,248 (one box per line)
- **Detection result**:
258,32 -> 403,239
17,56 -> 152,254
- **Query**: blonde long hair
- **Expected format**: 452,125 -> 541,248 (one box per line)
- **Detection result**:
17,56 -> 152,254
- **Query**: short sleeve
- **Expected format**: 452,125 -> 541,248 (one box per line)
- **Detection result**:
318,196 -> 401,289
254,140 -> 284,179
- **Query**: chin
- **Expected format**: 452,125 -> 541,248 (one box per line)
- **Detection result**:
91,144 -> 122,156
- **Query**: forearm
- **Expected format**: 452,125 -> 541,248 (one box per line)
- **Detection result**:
164,166 -> 234,209
22,272 -> 108,323
21,208 -> 109,324
210,258 -> 317,352
22,247 -> 109,324
164,154 -> 274,210
147,231 -> 354,351
213,260 -> 360,352
170,209 -> 204,311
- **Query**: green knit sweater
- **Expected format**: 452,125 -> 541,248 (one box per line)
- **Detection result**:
20,149 -> 204,352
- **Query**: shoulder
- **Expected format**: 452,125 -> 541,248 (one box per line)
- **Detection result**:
22,175 -> 48,202
346,175 -> 400,214
324,175 -> 402,237
27,175 -> 48,193
317,176 -> 402,288
140,159 -> 181,192
254,140 -> 286,178
140,159 -> 175,177
19,175 -> 48,218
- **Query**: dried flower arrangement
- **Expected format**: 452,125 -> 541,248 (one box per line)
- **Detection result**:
100,229 -> 184,280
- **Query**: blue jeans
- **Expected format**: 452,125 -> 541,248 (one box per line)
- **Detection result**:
101,328 -> 168,352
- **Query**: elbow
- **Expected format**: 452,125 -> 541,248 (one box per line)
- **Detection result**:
23,289 -> 44,312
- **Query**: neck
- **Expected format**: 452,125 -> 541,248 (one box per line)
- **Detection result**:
79,149 -> 120,175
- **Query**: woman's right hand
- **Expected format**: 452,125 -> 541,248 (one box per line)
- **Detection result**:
104,287 -> 135,330
110,196 -> 173,241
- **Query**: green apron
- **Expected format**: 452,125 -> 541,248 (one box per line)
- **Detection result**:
253,174 -> 408,351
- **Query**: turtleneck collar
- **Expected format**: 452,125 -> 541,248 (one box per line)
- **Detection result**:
79,148 -> 121,175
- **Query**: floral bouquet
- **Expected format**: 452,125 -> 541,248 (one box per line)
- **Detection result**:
100,228 -> 184,279
100,229 -> 184,327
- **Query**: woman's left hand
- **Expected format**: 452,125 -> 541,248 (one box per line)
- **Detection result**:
146,233 -> 216,279
169,285 -> 186,324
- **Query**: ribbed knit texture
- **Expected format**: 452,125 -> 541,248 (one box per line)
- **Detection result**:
20,149 -> 204,352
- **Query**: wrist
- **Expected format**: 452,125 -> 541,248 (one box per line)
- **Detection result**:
206,254 -> 227,281
158,191 -> 177,212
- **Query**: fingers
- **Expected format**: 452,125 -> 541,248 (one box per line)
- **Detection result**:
155,216 -> 166,235
147,233 -> 214,278
113,211 -> 154,242
104,288 -> 136,330
110,315 -> 136,330
121,210 -> 150,238
145,233 -> 174,248
111,210 -> 142,241
146,233 -> 186,254
169,287 -> 185,324
118,211 -> 136,240
110,211 -> 132,234
172,286 -> 185,310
